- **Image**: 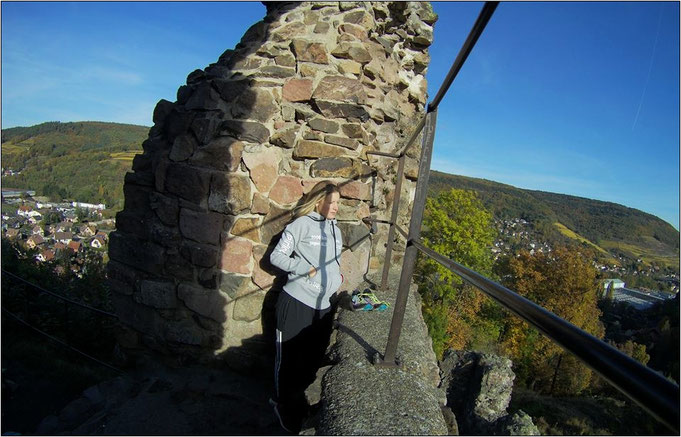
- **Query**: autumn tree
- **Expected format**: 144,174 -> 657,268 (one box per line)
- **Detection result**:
415,188 -> 498,358
497,246 -> 605,395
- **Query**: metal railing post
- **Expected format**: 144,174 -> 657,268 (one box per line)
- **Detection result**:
378,109 -> 438,367
380,154 -> 407,290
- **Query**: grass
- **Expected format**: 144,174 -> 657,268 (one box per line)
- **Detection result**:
599,240 -> 679,269
1,143 -> 28,154
553,222 -> 621,265
109,152 -> 137,162
509,387 -> 673,435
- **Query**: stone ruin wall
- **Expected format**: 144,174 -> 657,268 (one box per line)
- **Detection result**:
107,1 -> 438,366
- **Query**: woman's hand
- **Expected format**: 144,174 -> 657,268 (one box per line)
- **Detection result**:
308,267 -> 317,278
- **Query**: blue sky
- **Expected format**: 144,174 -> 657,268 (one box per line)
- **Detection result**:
1,2 -> 679,229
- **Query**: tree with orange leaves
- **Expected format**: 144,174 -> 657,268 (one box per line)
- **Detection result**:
497,246 -> 605,395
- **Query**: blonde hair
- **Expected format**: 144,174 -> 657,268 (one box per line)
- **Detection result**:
293,180 -> 340,219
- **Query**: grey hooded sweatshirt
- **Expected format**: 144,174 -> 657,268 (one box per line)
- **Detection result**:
270,211 -> 343,310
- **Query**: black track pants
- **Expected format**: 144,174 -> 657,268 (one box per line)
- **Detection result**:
273,290 -> 333,409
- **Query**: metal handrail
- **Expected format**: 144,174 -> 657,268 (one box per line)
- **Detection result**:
427,2 -> 499,112
412,239 -> 680,433
368,1 -> 680,433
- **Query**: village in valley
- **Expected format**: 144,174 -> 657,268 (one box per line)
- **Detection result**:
1,187 -> 113,276
492,217 -> 679,309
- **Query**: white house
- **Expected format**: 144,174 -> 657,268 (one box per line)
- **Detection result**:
72,201 -> 106,210
603,279 -> 625,290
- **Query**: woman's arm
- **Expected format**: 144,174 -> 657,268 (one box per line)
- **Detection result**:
269,227 -> 314,277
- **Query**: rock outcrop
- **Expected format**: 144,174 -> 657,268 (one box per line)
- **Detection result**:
439,350 -> 541,435
305,280 -> 448,435
108,1 -> 438,366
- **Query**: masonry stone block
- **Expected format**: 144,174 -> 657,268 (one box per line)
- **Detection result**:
107,259 -> 141,288
178,283 -> 230,323
163,319 -> 206,346
270,126 -> 299,148
165,252 -> 195,282
109,232 -> 165,276
179,208 -> 224,245
164,109 -> 196,143
115,211 -> 148,240
251,193 -> 271,215
324,134 -> 360,150
191,113 -> 222,146
123,183 -> 153,215
331,42 -> 372,64
181,241 -> 219,268
337,199 -> 370,220
209,173 -> 252,214
220,237 -> 253,275
314,100 -> 370,121
308,117 -> 339,134
219,272 -> 252,301
291,40 -> 329,64
136,280 -> 178,309
268,175 -> 304,206
312,76 -> 367,104
233,290 -> 266,322
232,88 -> 278,122
242,148 -> 280,193
220,120 -> 270,144
310,157 -> 369,178
282,79 -> 314,102
185,82 -> 221,111
169,134 -> 198,162
261,203 -> 292,245
189,137 -> 244,172
149,192 -> 179,226
272,21 -> 306,42
252,244 -> 277,290
231,217 -> 261,243
153,99 -> 175,125
214,78 -> 250,103
164,163 -> 211,203
148,221 -> 182,248
112,293 -> 165,339
339,180 -> 371,200
293,140 -> 348,160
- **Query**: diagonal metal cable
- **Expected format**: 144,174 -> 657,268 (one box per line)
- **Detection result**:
2,306 -> 125,374
2,269 -> 118,319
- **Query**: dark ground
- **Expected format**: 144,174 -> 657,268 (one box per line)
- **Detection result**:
1,321 -> 288,435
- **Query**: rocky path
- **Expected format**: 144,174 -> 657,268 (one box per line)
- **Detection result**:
35,363 -> 286,435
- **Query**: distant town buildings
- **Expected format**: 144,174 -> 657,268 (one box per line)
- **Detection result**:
2,193 -> 113,277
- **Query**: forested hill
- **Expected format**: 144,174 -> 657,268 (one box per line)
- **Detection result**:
1,121 -> 148,211
428,171 -> 679,271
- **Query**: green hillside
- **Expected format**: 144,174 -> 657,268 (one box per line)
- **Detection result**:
1,121 -> 148,211
428,171 -> 679,272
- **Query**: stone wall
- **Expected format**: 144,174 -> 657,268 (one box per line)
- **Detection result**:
108,1 -> 437,365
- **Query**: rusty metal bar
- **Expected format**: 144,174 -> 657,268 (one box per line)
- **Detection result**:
380,154 -> 407,290
378,108 -> 438,367
366,150 -> 401,159
428,1 -> 499,113
411,238 -> 680,433
395,224 -> 409,240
